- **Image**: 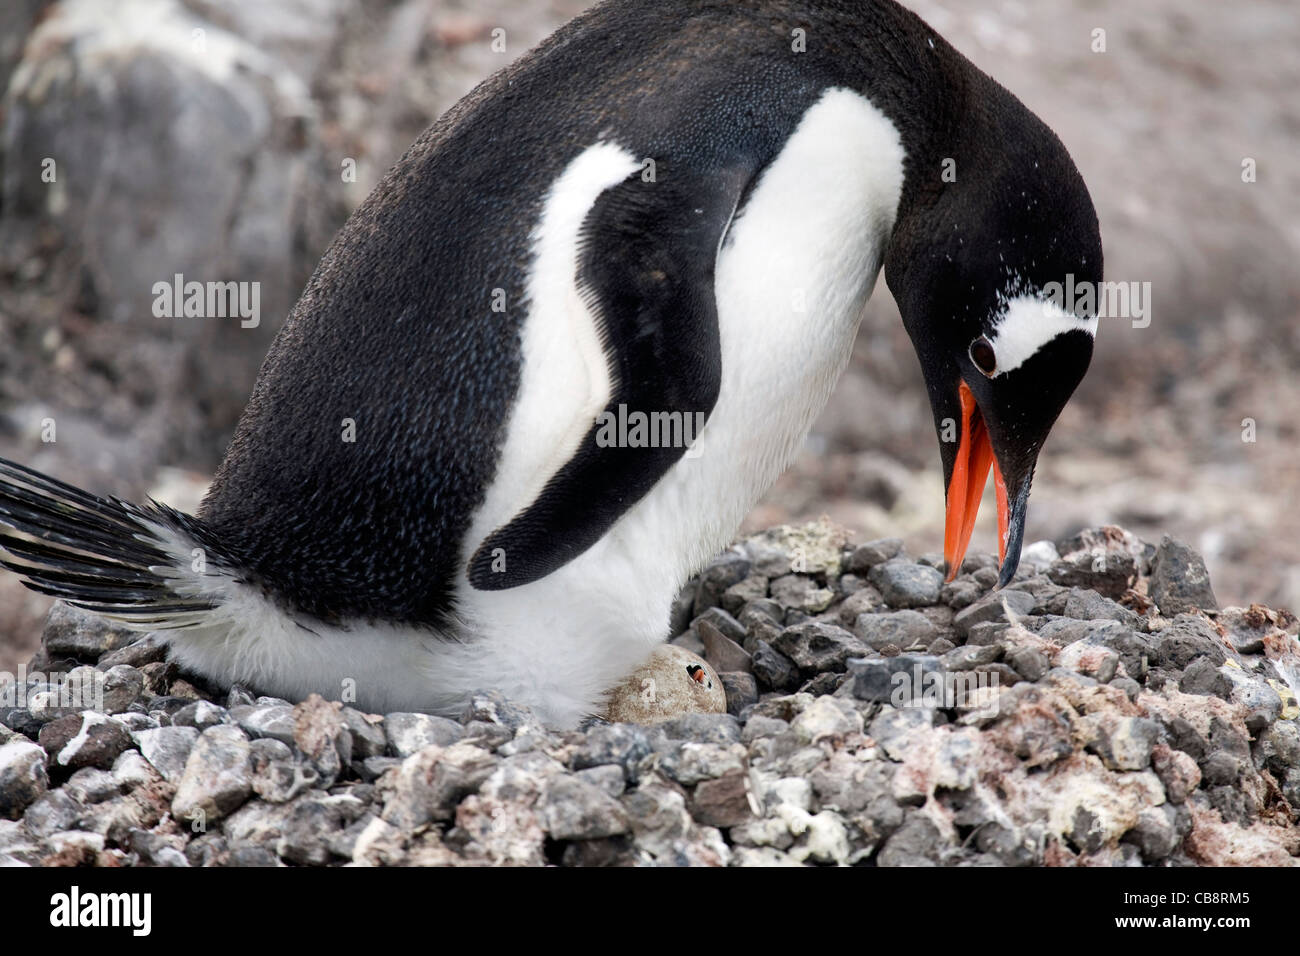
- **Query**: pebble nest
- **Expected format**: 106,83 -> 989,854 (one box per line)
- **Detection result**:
2,522 -> 1298,867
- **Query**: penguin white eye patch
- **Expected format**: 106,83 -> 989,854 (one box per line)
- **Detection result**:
981,294 -> 1099,376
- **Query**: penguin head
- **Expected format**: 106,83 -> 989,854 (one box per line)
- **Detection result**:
886,117 -> 1103,588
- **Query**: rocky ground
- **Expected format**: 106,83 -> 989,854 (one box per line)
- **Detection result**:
3,0 -> 1300,676
1,522 -> 1297,867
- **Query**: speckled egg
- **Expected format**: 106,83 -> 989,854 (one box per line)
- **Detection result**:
603,644 -> 727,724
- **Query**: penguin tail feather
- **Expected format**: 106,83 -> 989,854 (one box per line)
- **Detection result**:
0,457 -> 228,631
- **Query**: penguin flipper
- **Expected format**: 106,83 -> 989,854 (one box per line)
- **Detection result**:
468,164 -> 752,590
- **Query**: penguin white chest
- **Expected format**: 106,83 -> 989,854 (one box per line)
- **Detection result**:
446,89 -> 905,726
700,87 -> 906,538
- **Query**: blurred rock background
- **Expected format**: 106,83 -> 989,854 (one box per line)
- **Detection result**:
1,0 -> 1297,671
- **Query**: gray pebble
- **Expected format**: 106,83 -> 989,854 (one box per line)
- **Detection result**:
384,712 -> 463,758
1149,536 -> 1218,615
868,559 -> 944,609
132,726 -> 199,783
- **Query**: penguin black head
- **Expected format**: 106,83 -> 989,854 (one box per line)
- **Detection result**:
886,76 -> 1103,588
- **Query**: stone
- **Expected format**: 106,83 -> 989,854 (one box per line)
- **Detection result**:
868,560 -> 944,609
718,672 -> 758,718
381,742 -> 498,831
720,575 -> 769,615
660,713 -> 742,746
1048,526 -> 1142,598
278,794 -> 368,866
1005,646 -> 1050,682
772,623 -> 869,676
657,741 -> 744,787
229,704 -> 297,746
789,697 -> 863,745
693,549 -> 751,616
1083,715 -> 1162,771
853,610 -> 938,650
769,575 -> 835,613
697,619 -> 752,673
38,713 -> 134,772
171,725 -> 253,825
1124,804 -> 1181,862
171,700 -> 230,732
100,665 -> 144,713
341,708 -> 388,760
1056,639 -> 1120,684
384,712 -> 463,757
604,645 -> 726,724
750,641 -> 800,691
1019,540 -> 1060,573
132,726 -> 199,783
571,724 -> 653,778
691,770 -> 756,828
850,655 -> 946,706
1149,536 -> 1218,615
1156,616 -> 1227,670
96,634 -> 169,671
0,740 -> 48,819
953,590 -> 1035,636
941,643 -> 1003,671
876,812 -> 945,866
40,603 -> 138,661
847,538 -> 903,572
574,765 -> 627,800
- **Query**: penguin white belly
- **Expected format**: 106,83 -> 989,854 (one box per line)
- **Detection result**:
449,88 -> 905,726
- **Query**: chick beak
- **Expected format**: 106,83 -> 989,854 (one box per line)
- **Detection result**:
943,380 -> 1012,584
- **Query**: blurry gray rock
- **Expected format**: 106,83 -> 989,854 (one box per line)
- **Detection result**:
132,726 -> 198,783
1149,536 -> 1218,615
97,634 -> 169,671
570,723 -> 653,779
100,665 -> 144,714
847,538 -> 903,572
1084,715 -> 1161,771
539,775 -> 630,840
38,713 -> 133,772
230,704 -> 296,746
953,590 -> 1035,635
854,610 -> 938,650
172,700 -> 230,732
751,640 -> 801,691
171,725 -> 253,824
772,623 -> 869,676
697,618 -> 751,673
769,574 -> 835,614
719,672 -> 758,717
868,559 -> 944,608
0,0 -> 343,465
1049,527 -> 1143,598
384,712 -> 463,757
851,655 -> 945,705
693,550 -> 751,616
39,604 -> 136,661
0,740 -> 48,819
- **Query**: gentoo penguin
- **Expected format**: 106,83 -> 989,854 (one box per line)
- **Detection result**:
0,0 -> 1102,728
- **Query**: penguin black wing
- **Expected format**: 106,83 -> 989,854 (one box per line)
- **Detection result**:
467,163 -> 753,590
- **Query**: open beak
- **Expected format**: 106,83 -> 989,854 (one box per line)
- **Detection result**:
943,381 -> 1027,588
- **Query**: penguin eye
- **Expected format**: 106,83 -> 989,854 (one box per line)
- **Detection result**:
969,336 -> 998,377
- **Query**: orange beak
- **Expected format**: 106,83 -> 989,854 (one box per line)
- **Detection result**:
943,381 -> 1010,582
